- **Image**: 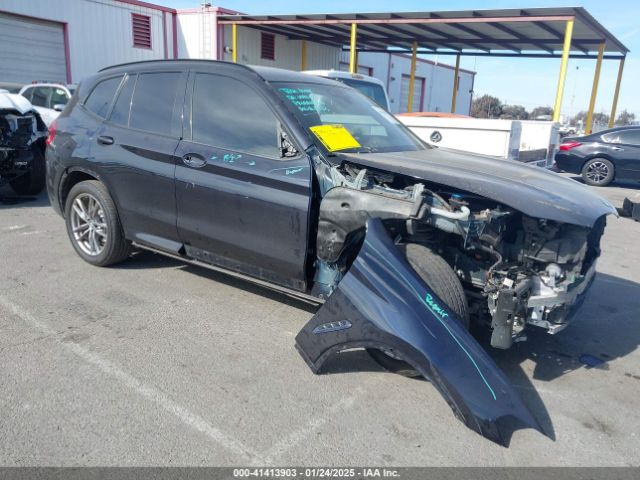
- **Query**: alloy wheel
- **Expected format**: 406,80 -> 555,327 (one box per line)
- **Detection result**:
586,161 -> 610,183
70,193 -> 107,256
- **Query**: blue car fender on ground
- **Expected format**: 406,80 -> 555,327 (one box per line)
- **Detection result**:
295,218 -> 544,446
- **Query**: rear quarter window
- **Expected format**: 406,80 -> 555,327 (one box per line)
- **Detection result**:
84,76 -> 123,118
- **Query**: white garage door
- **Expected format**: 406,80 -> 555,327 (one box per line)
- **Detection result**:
0,12 -> 67,84
399,74 -> 425,113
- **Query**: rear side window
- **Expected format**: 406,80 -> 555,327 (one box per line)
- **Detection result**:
51,87 -> 69,107
191,73 -> 279,157
30,87 -> 50,108
129,72 -> 181,136
110,75 -> 137,126
85,76 -> 123,118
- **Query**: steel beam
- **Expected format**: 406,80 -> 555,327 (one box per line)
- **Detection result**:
552,19 -> 574,122
585,42 -> 606,134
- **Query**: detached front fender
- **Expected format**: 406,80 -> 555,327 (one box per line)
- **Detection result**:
296,218 -> 543,446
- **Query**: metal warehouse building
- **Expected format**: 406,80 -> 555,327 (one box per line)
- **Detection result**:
0,0 -> 474,114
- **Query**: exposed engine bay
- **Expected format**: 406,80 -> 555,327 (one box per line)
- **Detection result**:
313,160 -> 605,349
0,93 -> 48,190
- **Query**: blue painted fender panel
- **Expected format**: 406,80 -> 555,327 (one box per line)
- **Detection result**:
295,218 -> 544,446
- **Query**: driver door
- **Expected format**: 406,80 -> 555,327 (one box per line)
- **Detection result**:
175,70 -> 312,291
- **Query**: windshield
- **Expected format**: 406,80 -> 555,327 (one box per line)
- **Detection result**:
335,77 -> 388,109
274,82 -> 423,154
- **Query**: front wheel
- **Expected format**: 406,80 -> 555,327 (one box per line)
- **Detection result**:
64,180 -> 131,266
582,158 -> 614,186
367,243 -> 469,377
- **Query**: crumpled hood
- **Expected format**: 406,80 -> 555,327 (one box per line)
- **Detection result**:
338,147 -> 616,227
0,92 -> 35,115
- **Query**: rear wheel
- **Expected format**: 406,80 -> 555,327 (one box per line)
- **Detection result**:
367,243 -> 469,377
9,145 -> 46,195
64,180 -> 131,266
582,158 -> 614,186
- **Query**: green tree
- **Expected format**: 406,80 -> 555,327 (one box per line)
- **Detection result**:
471,94 -> 502,119
615,109 -> 636,126
530,106 -> 553,120
500,104 -> 528,120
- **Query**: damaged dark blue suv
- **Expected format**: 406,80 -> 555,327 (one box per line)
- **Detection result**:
46,60 -> 616,446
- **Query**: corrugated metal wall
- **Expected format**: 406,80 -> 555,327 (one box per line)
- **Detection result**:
0,0 -> 173,83
221,25 -> 339,71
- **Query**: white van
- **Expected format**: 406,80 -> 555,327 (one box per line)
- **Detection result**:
303,70 -> 391,111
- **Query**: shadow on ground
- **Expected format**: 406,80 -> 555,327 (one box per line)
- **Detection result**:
0,187 -> 50,208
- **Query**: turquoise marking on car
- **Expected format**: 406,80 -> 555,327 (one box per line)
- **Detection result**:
366,241 -> 498,401
223,153 -> 242,163
210,154 -> 217,160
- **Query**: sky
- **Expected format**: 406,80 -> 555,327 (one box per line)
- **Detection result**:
165,0 -> 639,118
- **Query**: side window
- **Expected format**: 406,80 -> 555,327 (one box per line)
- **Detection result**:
191,73 -> 279,157
85,76 -> 123,118
21,88 -> 34,102
618,130 -> 640,146
50,87 -> 69,107
31,87 -> 50,108
129,72 -> 181,136
110,75 -> 137,127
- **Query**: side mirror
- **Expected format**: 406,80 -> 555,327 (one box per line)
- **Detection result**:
53,104 -> 66,112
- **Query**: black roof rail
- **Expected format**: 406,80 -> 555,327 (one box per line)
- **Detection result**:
98,58 -> 251,72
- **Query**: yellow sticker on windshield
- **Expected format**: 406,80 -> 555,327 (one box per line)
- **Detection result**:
310,124 -> 361,152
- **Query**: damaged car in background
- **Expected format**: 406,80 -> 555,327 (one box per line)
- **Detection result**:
46,61 -> 617,446
1,90 -> 48,195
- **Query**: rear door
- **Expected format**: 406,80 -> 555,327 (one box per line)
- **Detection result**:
90,70 -> 187,250
175,70 -> 312,291
602,129 -> 640,180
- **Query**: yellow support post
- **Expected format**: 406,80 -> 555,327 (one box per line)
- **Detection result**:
609,57 -> 625,128
585,42 -> 606,134
407,41 -> 418,113
300,40 -> 307,71
231,23 -> 237,63
552,19 -> 574,122
451,54 -> 461,113
349,23 -> 357,74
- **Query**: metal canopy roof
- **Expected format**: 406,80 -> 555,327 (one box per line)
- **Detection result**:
218,7 -> 628,59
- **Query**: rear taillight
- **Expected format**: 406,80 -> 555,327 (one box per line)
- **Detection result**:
559,141 -> 581,151
46,121 -> 57,146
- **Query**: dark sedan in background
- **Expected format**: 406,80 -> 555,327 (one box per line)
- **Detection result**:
555,126 -> 640,186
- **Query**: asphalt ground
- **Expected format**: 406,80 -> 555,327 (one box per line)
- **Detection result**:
0,173 -> 639,466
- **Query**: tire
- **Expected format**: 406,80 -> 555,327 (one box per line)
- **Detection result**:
582,158 -> 614,186
64,180 -> 131,266
367,243 -> 469,377
9,145 -> 46,195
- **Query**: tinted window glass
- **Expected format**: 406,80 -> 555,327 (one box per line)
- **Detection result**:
110,75 -> 137,126
339,78 -> 388,109
51,87 -> 69,107
85,77 -> 123,118
192,74 -> 279,157
21,88 -> 34,101
129,72 -> 181,136
617,129 -> 640,145
31,87 -> 50,108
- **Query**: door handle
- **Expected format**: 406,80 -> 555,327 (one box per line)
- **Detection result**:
182,153 -> 207,168
611,146 -> 624,151
97,135 -> 114,145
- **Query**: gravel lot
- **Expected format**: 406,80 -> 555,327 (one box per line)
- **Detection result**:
1,174 -> 639,466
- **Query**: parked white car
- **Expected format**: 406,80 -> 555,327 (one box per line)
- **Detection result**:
18,83 -> 72,126
303,70 -> 391,110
